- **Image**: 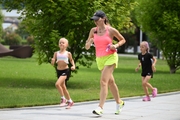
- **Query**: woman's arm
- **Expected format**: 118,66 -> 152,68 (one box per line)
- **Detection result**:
109,27 -> 126,50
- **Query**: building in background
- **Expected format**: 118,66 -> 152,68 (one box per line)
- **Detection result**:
2,9 -> 21,31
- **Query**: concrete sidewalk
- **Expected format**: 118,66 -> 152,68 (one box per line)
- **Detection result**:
0,91 -> 180,120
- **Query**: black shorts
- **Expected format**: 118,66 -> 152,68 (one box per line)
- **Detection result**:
141,72 -> 153,78
56,69 -> 70,81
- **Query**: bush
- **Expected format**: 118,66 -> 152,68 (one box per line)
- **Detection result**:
26,36 -> 34,45
0,39 -> 5,44
4,33 -> 22,45
22,39 -> 28,45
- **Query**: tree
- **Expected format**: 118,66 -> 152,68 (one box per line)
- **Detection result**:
1,0 -> 135,73
0,9 -> 3,41
134,0 -> 180,73
15,22 -> 30,40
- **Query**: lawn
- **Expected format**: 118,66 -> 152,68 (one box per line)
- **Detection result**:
0,54 -> 180,108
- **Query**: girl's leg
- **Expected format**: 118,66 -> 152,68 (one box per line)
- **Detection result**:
55,76 -> 67,96
146,83 -> 154,91
61,80 -> 71,100
142,76 -> 154,93
143,76 -> 157,97
142,75 -> 155,97
55,76 -> 73,108
99,64 -> 115,109
60,80 -> 74,109
55,76 -> 68,106
142,76 -> 151,96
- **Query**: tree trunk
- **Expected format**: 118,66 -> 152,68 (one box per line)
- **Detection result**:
134,41 -> 138,54
170,66 -> 176,74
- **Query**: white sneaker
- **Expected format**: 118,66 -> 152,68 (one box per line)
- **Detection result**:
115,101 -> 125,115
92,107 -> 103,115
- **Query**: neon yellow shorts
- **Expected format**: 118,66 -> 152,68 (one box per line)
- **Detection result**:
96,53 -> 118,70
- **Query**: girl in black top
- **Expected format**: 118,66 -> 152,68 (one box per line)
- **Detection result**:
135,41 -> 157,101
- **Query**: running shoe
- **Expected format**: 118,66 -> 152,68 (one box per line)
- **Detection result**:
142,96 -> 151,101
152,88 -> 158,97
92,107 -> 103,115
66,101 -> 74,109
59,98 -> 67,107
115,100 -> 125,115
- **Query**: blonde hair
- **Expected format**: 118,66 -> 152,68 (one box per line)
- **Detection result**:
141,41 -> 150,53
59,37 -> 69,46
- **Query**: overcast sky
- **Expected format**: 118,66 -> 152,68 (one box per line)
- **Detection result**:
2,10 -> 21,29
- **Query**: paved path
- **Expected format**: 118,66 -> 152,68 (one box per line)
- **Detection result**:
0,91 -> 180,120
119,53 -> 137,58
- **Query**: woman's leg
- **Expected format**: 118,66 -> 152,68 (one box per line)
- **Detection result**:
108,74 -> 121,104
108,67 -> 124,114
99,64 -> 115,108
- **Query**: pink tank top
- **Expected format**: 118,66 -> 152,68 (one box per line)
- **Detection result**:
94,27 -> 116,57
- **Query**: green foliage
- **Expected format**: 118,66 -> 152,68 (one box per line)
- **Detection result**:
21,39 -> 28,45
1,0 -> 136,71
161,40 -> 180,73
26,36 -> 34,45
4,33 -> 22,45
0,10 -> 3,41
93,0 -> 135,29
134,0 -> 180,73
15,22 -> 30,39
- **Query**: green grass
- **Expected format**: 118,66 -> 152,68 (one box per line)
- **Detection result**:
0,55 -> 180,108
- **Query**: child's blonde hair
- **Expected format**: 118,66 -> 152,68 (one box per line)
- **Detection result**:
59,37 -> 69,47
141,41 -> 150,53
